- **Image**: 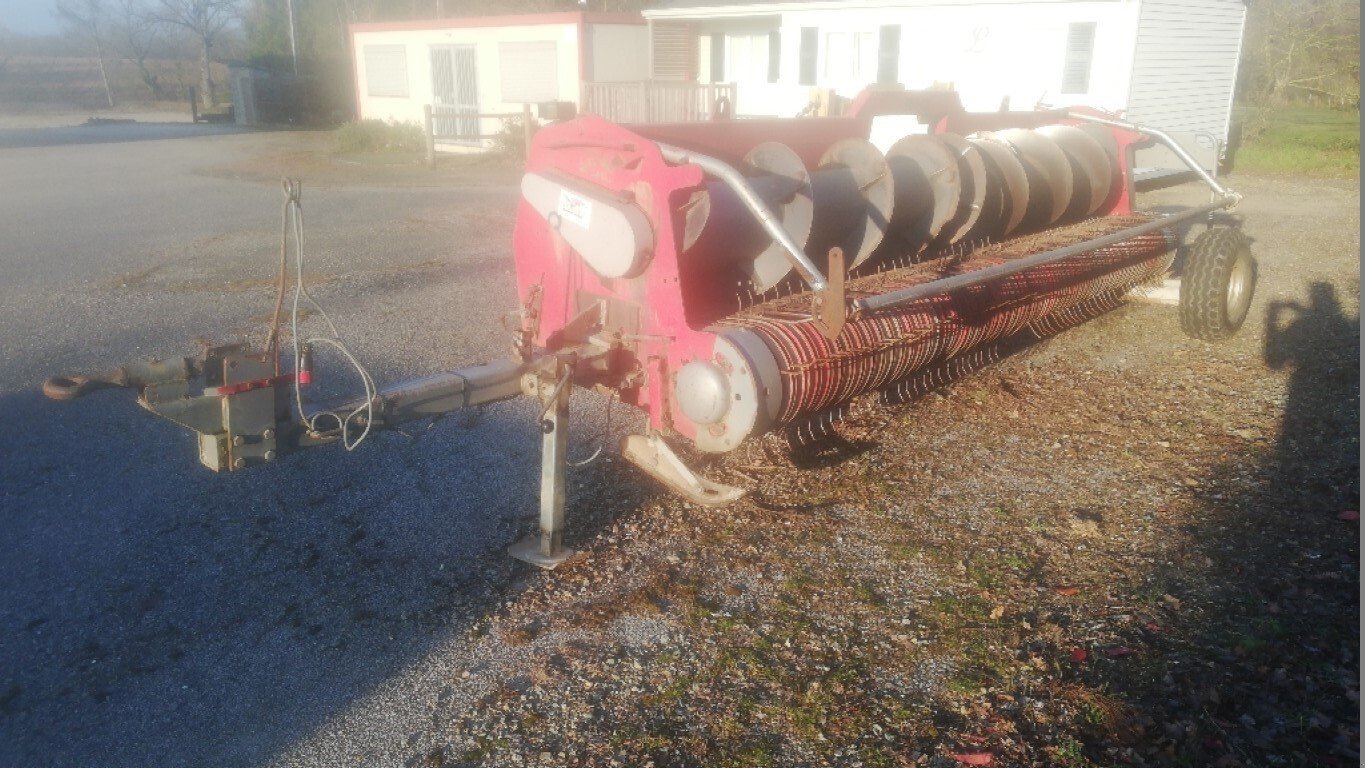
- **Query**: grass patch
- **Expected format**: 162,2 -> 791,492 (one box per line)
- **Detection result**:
332,119 -> 425,155
1233,107 -> 1359,177
1053,736 -> 1090,767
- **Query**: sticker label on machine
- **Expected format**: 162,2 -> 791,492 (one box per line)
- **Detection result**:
557,188 -> 594,229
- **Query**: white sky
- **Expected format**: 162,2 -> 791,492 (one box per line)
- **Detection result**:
0,0 -> 62,36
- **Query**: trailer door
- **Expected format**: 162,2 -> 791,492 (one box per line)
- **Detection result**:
431,45 -> 479,143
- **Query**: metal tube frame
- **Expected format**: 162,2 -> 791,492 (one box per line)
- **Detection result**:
852,199 -> 1235,315
658,143 -> 830,293
1064,111 -> 1241,204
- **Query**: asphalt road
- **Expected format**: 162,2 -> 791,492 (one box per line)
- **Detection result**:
0,127 -> 597,766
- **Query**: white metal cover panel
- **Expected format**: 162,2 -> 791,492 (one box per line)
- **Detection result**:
1126,0 -> 1245,142
364,45 -> 409,98
590,25 -> 649,82
498,41 -> 559,103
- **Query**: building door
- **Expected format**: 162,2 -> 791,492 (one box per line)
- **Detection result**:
430,45 -> 478,142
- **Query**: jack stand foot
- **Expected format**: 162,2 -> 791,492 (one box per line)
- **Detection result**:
621,433 -> 745,507
508,534 -> 576,570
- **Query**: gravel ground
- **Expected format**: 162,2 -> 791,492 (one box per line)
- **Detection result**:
0,128 -> 1357,768
0,128 -> 593,767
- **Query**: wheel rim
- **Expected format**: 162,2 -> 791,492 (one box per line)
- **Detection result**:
1226,250 -> 1254,325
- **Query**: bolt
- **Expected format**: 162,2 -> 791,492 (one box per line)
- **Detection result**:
262,428 -> 275,440
233,458 -> 246,470
264,450 -> 276,461
232,435 -> 244,446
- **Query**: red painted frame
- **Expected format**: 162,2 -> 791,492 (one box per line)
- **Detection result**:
514,89 -> 1150,442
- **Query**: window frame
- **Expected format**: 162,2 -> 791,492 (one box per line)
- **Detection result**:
1060,21 -> 1097,95
877,25 -> 901,85
798,27 -> 818,86
363,44 -> 409,98
767,30 -> 781,83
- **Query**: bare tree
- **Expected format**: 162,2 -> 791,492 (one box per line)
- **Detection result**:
1244,0 -> 1360,110
54,0 -> 116,108
115,0 -> 163,98
154,0 -> 239,107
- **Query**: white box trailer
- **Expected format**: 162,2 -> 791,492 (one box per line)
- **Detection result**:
644,0 -> 1247,177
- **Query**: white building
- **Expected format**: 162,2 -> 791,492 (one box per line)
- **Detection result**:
643,0 -> 1247,150
349,12 -> 648,148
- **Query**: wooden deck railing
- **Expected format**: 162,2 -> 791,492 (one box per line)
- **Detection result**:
581,81 -> 736,124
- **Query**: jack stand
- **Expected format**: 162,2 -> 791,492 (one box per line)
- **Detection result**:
509,362 -> 576,569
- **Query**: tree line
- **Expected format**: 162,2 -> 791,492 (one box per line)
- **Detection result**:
49,0 -> 238,107
36,0 -> 650,109
1241,0 -> 1359,110
36,0 -> 1360,114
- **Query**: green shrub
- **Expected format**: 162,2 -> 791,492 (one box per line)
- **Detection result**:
332,119 -> 425,154
491,114 -> 540,161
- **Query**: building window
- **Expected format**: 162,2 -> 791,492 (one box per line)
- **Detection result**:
823,30 -> 876,83
768,30 -> 781,83
710,32 -> 725,82
799,27 -> 817,85
823,31 -> 850,81
878,25 -> 901,84
724,32 -> 770,83
364,45 -> 408,98
1061,22 -> 1096,94
650,20 -> 694,81
498,41 -> 558,103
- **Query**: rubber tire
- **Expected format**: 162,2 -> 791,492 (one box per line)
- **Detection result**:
1178,227 -> 1257,341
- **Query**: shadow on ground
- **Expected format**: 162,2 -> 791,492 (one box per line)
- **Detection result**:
1069,279 -> 1360,765
0,366 -> 650,766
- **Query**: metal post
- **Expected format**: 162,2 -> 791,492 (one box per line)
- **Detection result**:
423,104 -> 435,166
508,365 -> 575,569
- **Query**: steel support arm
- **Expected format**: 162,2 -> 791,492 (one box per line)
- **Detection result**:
851,200 -> 1235,315
44,345 -> 544,471
361,360 -> 534,429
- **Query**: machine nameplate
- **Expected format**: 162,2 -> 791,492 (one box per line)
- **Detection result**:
557,188 -> 593,228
